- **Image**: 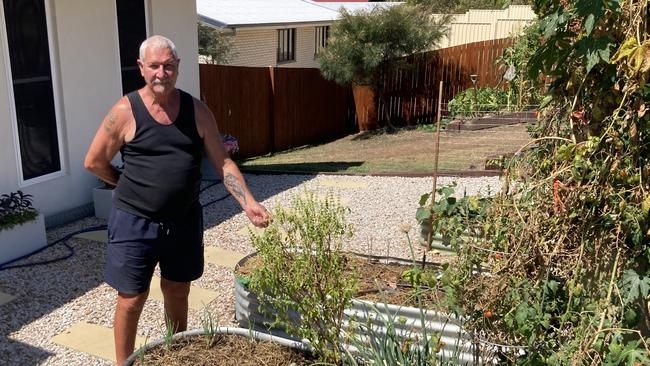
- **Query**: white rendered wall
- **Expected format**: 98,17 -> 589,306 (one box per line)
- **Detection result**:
0,4 -> 18,195
0,0 -> 120,216
149,0 -> 200,97
0,0 -> 199,218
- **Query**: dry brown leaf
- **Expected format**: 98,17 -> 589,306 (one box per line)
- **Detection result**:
638,103 -> 647,118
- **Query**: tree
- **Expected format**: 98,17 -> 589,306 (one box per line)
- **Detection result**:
197,22 -> 234,65
319,4 -> 450,87
319,4 -> 450,131
407,0 -> 534,14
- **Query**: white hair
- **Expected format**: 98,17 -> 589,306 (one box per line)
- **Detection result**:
139,35 -> 178,60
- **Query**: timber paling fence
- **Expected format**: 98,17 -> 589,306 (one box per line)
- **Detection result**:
376,38 -> 513,126
199,38 -> 515,159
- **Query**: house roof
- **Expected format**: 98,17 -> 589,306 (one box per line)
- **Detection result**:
198,0 -> 337,29
197,0 -> 402,29
308,1 -> 399,13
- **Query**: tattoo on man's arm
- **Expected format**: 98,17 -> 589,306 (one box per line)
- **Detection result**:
224,173 -> 247,205
103,113 -> 117,133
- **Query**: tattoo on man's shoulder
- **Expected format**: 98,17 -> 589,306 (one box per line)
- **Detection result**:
103,113 -> 117,133
224,173 -> 247,205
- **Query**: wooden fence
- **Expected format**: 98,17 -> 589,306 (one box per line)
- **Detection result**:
376,38 -> 513,125
199,38 -> 512,158
200,65 -> 355,158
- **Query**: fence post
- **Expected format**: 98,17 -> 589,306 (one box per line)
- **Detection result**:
436,80 -> 443,125
269,65 -> 276,154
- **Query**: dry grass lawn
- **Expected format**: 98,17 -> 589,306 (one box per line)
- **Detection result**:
238,123 -> 532,174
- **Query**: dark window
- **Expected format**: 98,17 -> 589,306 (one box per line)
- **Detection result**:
116,0 -> 147,94
314,26 -> 330,56
277,28 -> 296,62
3,0 -> 60,180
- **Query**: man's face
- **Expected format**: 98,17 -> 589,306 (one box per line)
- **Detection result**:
138,47 -> 179,95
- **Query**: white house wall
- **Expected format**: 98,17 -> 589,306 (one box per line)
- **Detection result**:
216,5 -> 536,69
280,26 -> 320,69
225,26 -> 321,68
0,0 -> 199,220
148,0 -> 200,96
0,15 -> 17,195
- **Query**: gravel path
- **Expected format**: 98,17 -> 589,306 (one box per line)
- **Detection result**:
0,173 -> 499,366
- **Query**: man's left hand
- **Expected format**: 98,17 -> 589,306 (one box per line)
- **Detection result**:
245,202 -> 271,228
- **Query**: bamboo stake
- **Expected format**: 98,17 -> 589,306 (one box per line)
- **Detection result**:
422,80 -> 444,268
432,80 -> 444,204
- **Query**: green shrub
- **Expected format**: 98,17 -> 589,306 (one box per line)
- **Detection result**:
447,87 -> 508,117
249,192 -> 358,364
436,0 -> 650,363
197,22 -> 233,65
319,4 -> 450,87
0,191 -> 38,232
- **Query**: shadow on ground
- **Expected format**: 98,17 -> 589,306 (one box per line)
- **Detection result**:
200,173 -> 319,229
0,173 -> 311,364
238,162 -> 365,175
0,215 -> 107,365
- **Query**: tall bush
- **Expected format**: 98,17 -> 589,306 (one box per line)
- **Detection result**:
438,0 -> 650,364
197,22 -> 234,65
319,4 -> 450,87
497,21 -> 544,108
249,192 -> 358,364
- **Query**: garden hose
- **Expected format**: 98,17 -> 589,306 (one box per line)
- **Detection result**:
0,179 -> 230,271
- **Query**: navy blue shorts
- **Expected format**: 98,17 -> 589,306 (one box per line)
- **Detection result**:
104,205 -> 204,295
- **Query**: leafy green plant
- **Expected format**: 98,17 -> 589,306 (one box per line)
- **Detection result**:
0,191 -> 38,232
416,184 -> 487,250
416,118 -> 452,133
163,315 -> 175,350
447,87 -> 509,117
437,0 -> 650,363
342,301 -> 452,366
197,22 -> 234,65
249,191 -> 359,364
137,335 -> 149,365
201,307 -> 219,347
497,21 -> 544,109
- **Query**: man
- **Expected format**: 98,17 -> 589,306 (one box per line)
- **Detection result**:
84,35 -> 269,365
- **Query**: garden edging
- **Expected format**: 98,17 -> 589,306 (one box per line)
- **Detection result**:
123,326 -> 312,366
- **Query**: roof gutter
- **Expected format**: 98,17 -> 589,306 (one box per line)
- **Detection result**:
199,15 -> 335,33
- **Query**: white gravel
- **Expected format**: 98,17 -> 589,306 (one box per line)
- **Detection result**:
0,173 -> 499,366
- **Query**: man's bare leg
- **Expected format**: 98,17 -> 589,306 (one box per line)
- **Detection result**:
114,290 -> 149,365
160,278 -> 191,333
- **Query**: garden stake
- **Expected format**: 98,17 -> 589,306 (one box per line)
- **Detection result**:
423,80 -> 445,269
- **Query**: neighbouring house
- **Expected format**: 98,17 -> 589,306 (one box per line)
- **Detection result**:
198,1 -> 535,68
197,0 -> 400,68
439,5 -> 536,48
0,0 -> 199,226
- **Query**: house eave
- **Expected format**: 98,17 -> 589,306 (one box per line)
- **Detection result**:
199,16 -> 334,32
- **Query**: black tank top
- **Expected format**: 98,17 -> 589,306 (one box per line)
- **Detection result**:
113,90 -> 203,221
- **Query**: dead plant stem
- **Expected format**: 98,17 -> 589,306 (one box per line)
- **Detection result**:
589,242 -> 621,349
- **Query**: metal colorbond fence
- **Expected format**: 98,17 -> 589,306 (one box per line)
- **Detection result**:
199,38 -> 513,158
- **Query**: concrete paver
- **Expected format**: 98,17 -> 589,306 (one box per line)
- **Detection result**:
319,179 -> 368,189
51,321 -> 147,363
204,246 -> 247,269
148,276 -> 219,310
